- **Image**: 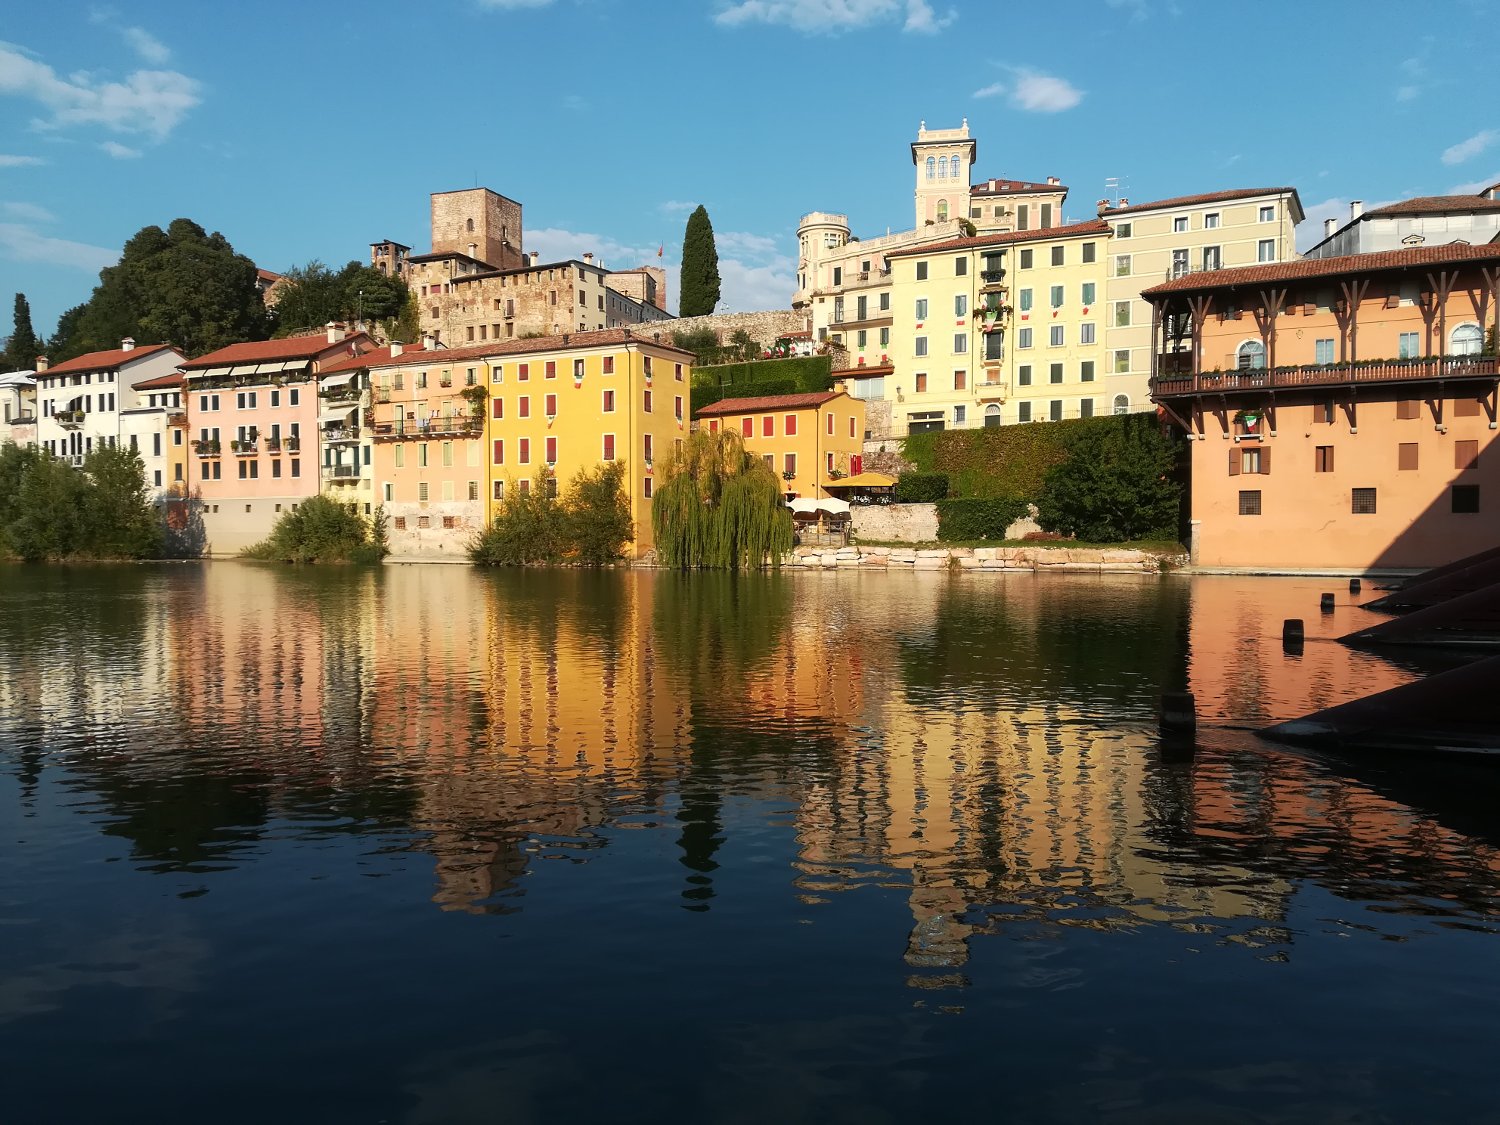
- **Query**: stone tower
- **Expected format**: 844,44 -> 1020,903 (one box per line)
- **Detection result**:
911,119 -> 976,229
792,211 -> 851,310
430,188 -> 524,270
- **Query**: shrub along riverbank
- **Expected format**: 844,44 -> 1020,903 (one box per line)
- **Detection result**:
242,495 -> 388,564
470,462 -> 634,566
0,444 -> 165,561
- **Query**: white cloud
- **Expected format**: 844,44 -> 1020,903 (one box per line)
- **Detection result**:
716,230 -> 782,259
1448,171 -> 1500,195
659,200 -> 698,214
0,222 -> 117,271
100,140 -> 141,159
1442,129 -> 1498,166
1,201 -> 56,223
0,153 -> 46,166
1010,69 -> 1083,112
122,27 -> 171,65
0,41 -> 201,140
972,82 -> 1005,99
1296,197 -> 1347,251
1396,39 -> 1432,101
1396,85 -> 1419,102
714,0 -> 953,34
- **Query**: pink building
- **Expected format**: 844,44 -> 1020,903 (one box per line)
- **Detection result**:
1146,243 -> 1500,570
180,326 -> 373,554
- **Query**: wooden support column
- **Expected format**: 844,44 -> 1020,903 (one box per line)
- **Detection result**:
1149,300 -> 1161,381
1427,269 -> 1459,359
1482,266 -> 1500,352
1257,287 -> 1288,372
1187,295 -> 1214,377
1339,279 -> 1371,362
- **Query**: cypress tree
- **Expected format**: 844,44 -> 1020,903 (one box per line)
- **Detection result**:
4,293 -> 41,371
679,205 -> 721,317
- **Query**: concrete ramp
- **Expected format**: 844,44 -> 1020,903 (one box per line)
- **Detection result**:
1363,551 -> 1500,614
1344,581 -> 1500,649
1260,655 -> 1500,759
1386,543 -> 1500,594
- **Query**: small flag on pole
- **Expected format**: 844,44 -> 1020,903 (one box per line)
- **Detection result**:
657,244 -> 663,258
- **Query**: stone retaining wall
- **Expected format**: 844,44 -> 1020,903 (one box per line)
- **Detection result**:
781,545 -> 1180,571
850,502 -> 938,542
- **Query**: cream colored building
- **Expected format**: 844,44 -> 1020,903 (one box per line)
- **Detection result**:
1099,188 -> 1303,415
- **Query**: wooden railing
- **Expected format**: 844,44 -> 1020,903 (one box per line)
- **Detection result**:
1152,355 -> 1500,397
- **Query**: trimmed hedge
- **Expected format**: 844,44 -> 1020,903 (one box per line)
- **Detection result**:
689,356 -> 835,415
894,471 -> 949,502
936,496 -> 1030,541
691,377 -> 802,415
902,416 -> 1131,499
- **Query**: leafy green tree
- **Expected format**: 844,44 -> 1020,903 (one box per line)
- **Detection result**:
243,494 -> 384,563
6,453 -> 89,560
0,442 -> 44,543
651,429 -> 791,569
563,461 -> 634,565
679,205 -> 721,317
47,303 -> 87,361
271,260 -> 408,336
729,327 -> 757,361
671,325 -> 722,365
391,290 -> 421,343
1035,415 -> 1182,542
52,218 -> 269,361
470,470 -> 567,565
4,294 -> 41,371
82,445 -> 164,558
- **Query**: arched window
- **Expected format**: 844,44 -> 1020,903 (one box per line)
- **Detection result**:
1237,340 -> 1267,369
949,155 -> 961,179
926,156 -> 936,181
984,404 -> 1002,428
1451,322 -> 1483,355
1113,394 -> 1130,416
466,218 -> 474,233
936,199 -> 949,221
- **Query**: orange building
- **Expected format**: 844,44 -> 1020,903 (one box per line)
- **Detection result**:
1146,244 -> 1500,569
695,391 -> 866,499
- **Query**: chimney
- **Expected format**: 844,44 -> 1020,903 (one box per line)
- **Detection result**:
1119,197 -> 1129,207
583,252 -> 594,264
529,251 -> 539,268
1047,176 -> 1060,186
390,342 -> 404,358
1351,200 -> 1364,220
1324,218 -> 1337,238
1097,199 -> 1110,216
35,355 -> 48,372
468,242 -> 478,259
121,336 -> 135,352
326,321 -> 347,343
421,331 -> 436,350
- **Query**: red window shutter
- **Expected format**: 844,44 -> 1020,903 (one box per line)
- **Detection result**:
546,436 -> 557,463
742,418 -> 752,437
786,414 -> 797,436
493,439 -> 504,465
1260,446 -> 1271,474
492,398 -> 502,418
709,419 -> 718,433
546,394 -> 557,415
1229,449 -> 1241,476
762,416 -> 773,437
603,434 -> 615,460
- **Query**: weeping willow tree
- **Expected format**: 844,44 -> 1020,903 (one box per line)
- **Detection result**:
652,428 -> 792,569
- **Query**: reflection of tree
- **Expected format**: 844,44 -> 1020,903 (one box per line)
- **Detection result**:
651,571 -> 795,691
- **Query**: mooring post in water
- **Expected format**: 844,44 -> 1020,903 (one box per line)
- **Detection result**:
1159,691 -> 1196,736
1349,578 -> 1362,593
1321,593 -> 1335,613
1283,619 -> 1304,651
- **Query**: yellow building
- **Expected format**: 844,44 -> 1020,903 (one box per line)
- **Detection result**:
695,391 -> 865,499
862,219 -> 1112,435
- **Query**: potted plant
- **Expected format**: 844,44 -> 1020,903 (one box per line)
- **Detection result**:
459,384 -> 487,416
230,439 -> 241,452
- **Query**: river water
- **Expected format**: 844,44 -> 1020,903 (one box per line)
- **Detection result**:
1,563 -> 1497,1123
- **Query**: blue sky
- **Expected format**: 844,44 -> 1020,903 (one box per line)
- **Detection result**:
2,0 -> 1498,342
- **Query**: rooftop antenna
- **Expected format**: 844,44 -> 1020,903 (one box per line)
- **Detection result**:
1104,177 -> 1121,206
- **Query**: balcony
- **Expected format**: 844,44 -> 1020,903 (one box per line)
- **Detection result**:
7,412 -> 36,425
372,415 -> 482,440
167,412 -> 188,429
321,464 -> 362,482
980,269 -> 1007,287
323,427 -> 360,444
193,440 -> 222,456
319,385 -> 362,404
56,409 -> 85,429
1152,355 -> 1500,398
231,442 -> 258,455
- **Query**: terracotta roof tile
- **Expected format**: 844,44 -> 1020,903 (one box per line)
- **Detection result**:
317,343 -> 429,375
970,178 -> 1066,196
131,372 -> 185,391
696,391 -> 844,417
1101,187 -> 1300,217
1362,195 -> 1500,218
45,343 -> 178,376
832,364 -> 894,379
1142,241 -> 1500,296
886,219 -> 1111,259
336,328 -> 693,372
182,333 -> 374,369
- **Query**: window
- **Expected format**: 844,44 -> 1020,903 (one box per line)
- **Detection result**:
603,356 -> 614,374
785,414 -> 798,436
1398,443 -> 1419,471
1451,323 -> 1483,355
1049,285 -> 1064,309
1049,363 -> 1063,384
1051,246 -> 1064,266
1315,338 -> 1335,364
1172,216 -> 1188,233
1170,249 -> 1189,279
926,156 -> 935,180
984,331 -> 1004,361
953,404 -> 966,424
953,370 -> 966,391
783,453 -> 796,478
291,458 -> 300,477
1114,254 -> 1131,277
1352,488 -> 1377,514
1018,402 -> 1032,422
1115,222 -> 1132,238
985,404 -> 1001,428
1396,398 -> 1420,420
879,292 -> 891,312
1079,398 -> 1094,419
1080,323 -> 1096,345
1453,485 -> 1480,513
1456,439 -> 1479,470
394,516 -> 406,530
1113,394 -> 1129,415
643,476 -> 653,499
1318,399 -> 1336,424
545,436 -> 557,464
519,396 -> 530,418
915,298 -> 929,320
1202,246 -> 1222,271
915,372 -> 928,393
1257,239 -> 1276,263
270,390 -> 279,407
1017,204 -> 1030,230
1018,364 -> 1032,386
954,334 -> 968,354
395,445 -> 404,468
954,257 -> 967,276
1019,249 -> 1034,269
1081,282 -> 1096,306
1204,212 -> 1220,229
602,389 -> 616,413
1049,326 -> 1064,347
492,480 -> 504,501
1049,400 -> 1063,422
915,337 -> 928,357
1018,328 -> 1033,349
545,393 -> 557,416
955,294 -> 967,317
916,261 -> 928,281
493,439 -> 505,464
826,412 -> 834,435
419,444 -> 428,468
1019,288 -> 1034,312
762,415 -> 774,437
519,437 -> 530,464
1114,301 -> 1132,327
1315,446 -> 1334,472
1239,490 -> 1262,515
1259,205 -> 1276,222
1237,340 -> 1267,370
1080,360 -> 1095,382
442,441 -> 454,467
741,417 -> 753,438
644,389 -> 653,413
491,397 -> 504,419
644,434 -> 654,463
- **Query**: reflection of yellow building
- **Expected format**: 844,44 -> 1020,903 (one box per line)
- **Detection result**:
696,391 -> 865,499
